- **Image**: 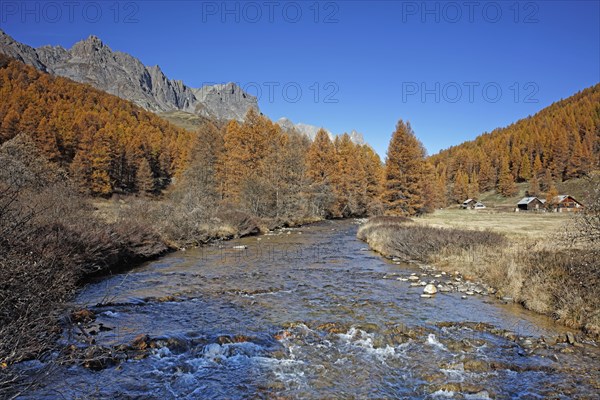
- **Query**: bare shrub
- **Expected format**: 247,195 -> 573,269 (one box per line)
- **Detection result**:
357,217 -> 505,262
569,173 -> 600,251
0,135 -> 168,395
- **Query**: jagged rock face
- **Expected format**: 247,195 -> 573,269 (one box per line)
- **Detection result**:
348,130 -> 365,145
277,117 -> 365,145
0,30 -> 257,121
0,29 -> 48,72
277,117 -> 333,141
192,83 -> 258,121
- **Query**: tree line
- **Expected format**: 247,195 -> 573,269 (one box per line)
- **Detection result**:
429,84 -> 600,203
0,55 -> 194,196
2,55 -> 598,219
179,108 -> 386,221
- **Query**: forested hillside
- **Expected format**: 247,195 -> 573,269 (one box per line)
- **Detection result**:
430,84 -> 600,203
0,56 -> 384,224
0,55 -> 195,196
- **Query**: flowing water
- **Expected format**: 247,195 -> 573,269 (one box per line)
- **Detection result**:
19,220 -> 600,399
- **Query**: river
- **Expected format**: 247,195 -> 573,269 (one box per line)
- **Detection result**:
18,220 -> 600,399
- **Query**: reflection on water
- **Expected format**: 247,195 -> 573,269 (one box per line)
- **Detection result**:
19,220 -> 600,399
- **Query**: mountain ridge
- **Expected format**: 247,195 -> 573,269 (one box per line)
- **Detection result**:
0,29 -> 367,145
0,29 -> 258,122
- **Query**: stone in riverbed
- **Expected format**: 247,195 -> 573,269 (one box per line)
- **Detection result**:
423,284 -> 438,295
420,294 -> 432,298
408,275 -> 420,281
543,336 -> 558,346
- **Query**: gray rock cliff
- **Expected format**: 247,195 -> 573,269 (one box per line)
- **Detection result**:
0,30 -> 257,121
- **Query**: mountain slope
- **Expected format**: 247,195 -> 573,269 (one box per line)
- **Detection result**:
0,29 -> 257,121
0,55 -> 194,195
429,84 -> 600,203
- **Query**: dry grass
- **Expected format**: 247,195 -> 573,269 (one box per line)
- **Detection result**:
414,208 -> 573,240
358,212 -> 600,338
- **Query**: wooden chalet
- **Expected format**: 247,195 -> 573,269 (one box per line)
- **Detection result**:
550,195 -> 584,212
516,197 -> 545,212
461,199 -> 486,209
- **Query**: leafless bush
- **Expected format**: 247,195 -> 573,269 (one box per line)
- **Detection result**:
0,135 -> 168,395
357,217 -> 505,261
568,174 -> 600,251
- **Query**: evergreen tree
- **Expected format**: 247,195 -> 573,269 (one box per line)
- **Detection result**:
528,174 -> 540,197
136,157 -> 155,194
497,156 -> 517,197
519,153 -> 532,181
382,120 -> 426,215
452,170 -> 470,202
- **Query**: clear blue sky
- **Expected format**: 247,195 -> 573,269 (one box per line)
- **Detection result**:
1,1 -> 599,157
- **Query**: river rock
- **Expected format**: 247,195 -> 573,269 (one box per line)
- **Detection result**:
543,336 -> 558,346
566,332 -> 576,345
437,285 -> 452,293
420,294 -> 432,298
408,275 -> 420,281
423,284 -> 438,295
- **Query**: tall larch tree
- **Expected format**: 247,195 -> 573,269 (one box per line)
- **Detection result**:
452,170 -> 470,203
497,156 -> 517,197
382,120 -> 426,215
136,157 -> 155,194
360,145 -> 384,214
333,133 -> 367,217
305,129 -> 338,216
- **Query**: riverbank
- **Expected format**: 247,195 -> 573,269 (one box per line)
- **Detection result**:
15,219 -> 600,399
1,190 -> 323,397
357,213 -> 600,339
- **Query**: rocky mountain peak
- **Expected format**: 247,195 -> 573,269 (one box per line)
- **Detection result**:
349,130 -> 365,145
0,30 -> 258,122
277,117 -> 365,145
71,35 -> 110,58
0,29 -> 48,72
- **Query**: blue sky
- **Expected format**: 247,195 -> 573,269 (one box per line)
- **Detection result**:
1,1 -> 599,157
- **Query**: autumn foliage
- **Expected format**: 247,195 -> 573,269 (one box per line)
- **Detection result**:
0,55 -> 194,196
210,109 -> 384,220
429,84 -> 600,203
381,120 -> 433,215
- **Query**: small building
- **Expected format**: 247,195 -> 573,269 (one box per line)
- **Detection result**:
516,197 -> 545,212
461,199 -> 476,209
461,199 -> 486,210
550,195 -> 584,212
